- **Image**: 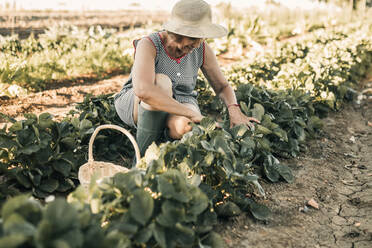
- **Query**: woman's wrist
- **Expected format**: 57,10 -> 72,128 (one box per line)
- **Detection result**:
227,103 -> 241,116
227,103 -> 240,109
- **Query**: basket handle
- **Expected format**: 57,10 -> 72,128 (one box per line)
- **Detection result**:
88,124 -> 141,165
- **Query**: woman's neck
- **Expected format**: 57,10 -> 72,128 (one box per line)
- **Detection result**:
160,31 -> 186,59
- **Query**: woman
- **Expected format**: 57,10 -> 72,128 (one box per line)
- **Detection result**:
115,0 -> 259,158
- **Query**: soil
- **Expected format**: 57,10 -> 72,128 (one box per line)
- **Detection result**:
0,74 -> 128,125
0,70 -> 371,248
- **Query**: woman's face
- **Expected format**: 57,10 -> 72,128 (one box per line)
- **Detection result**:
167,32 -> 203,58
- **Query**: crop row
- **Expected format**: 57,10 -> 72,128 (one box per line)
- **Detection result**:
0,25 -> 133,93
0,23 -> 372,247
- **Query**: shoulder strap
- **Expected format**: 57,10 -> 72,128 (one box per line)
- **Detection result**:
133,32 -> 160,64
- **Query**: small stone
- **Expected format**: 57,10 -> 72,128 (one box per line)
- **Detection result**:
349,136 -> 356,143
336,187 -> 354,195
307,198 -> 319,209
244,225 -> 249,229
354,222 -> 361,227
332,216 -> 348,226
45,195 -> 55,203
368,121 -> 372,127
299,205 -> 310,213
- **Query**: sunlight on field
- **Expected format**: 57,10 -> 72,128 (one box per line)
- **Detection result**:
2,0 -> 325,11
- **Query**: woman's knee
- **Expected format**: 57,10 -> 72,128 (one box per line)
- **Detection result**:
139,73 -> 172,112
167,116 -> 192,139
155,73 -> 172,97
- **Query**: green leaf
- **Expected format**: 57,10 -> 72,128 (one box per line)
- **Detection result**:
272,128 -> 288,142
43,198 -> 78,231
294,124 -> 306,142
200,118 -> 216,132
230,124 -> 249,139
112,220 -> 138,235
0,234 -> 28,248
200,141 -> 215,152
201,232 -> 225,248
157,169 -> 190,203
0,137 -> 17,149
263,155 -> 280,182
32,188 -> 49,198
28,171 -> 41,186
241,136 -> 255,149
255,124 -> 272,135
17,129 -> 35,146
1,195 -> 42,225
79,119 -> 93,131
307,116 -> 323,130
153,224 -> 166,248
52,160 -> 72,177
60,137 -> 76,147
39,178 -> 59,193
18,144 -> 40,155
113,171 -> 142,192
15,172 -> 32,189
251,103 -> 265,122
278,164 -> 294,183
3,213 -> 36,236
196,210 -> 217,234
156,200 -> 185,228
239,101 -> 250,115
57,178 -> 75,192
188,188 -> 209,216
129,189 -> 154,226
35,147 -> 52,165
257,138 -> 271,151
204,152 -> 214,166
38,113 -> 54,129
9,122 -> 23,132
215,202 -> 241,217
71,118 -> 80,129
133,225 -> 153,244
212,135 -> 231,157
174,223 -> 195,246
247,200 -> 271,221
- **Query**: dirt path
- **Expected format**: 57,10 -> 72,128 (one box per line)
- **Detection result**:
0,74 -> 128,124
218,92 -> 372,247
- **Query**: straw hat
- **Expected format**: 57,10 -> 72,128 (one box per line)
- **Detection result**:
162,0 -> 227,39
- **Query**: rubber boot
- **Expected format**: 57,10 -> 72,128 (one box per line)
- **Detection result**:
135,104 -> 168,163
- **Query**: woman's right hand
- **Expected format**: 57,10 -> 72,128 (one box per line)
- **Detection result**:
189,112 -> 204,123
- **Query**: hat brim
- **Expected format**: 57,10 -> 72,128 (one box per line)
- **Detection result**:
162,22 -> 227,39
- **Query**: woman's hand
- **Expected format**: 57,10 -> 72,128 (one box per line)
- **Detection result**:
189,112 -> 204,123
228,105 -> 260,129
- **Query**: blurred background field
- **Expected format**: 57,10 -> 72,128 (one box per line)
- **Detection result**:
0,0 -> 371,38
0,0 -> 371,97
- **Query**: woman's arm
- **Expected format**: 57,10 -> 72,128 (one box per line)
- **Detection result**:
201,42 -> 259,128
132,38 -> 203,122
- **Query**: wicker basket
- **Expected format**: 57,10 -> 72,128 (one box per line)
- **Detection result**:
78,124 -> 141,187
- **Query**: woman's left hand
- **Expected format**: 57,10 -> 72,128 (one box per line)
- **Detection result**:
228,106 -> 260,129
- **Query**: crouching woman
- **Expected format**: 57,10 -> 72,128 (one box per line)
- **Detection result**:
114,0 -> 259,158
